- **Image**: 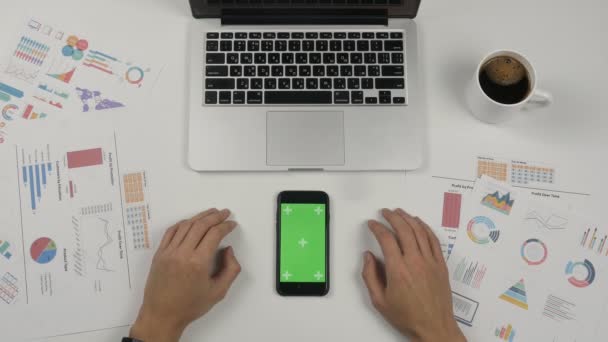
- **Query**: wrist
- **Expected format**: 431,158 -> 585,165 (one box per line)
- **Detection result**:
130,307 -> 187,342
416,322 -> 466,342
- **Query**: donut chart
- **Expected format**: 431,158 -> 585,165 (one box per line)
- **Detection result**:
30,237 -> 57,264
565,259 -> 595,288
521,238 -> 548,265
125,66 -> 145,86
467,216 -> 500,244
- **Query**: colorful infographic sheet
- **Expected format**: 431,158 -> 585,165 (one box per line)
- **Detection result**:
448,176 -> 608,341
0,121 -> 153,339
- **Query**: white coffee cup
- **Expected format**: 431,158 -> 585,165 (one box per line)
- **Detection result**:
466,50 -> 552,124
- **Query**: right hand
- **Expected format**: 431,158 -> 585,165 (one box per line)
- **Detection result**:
362,208 -> 466,342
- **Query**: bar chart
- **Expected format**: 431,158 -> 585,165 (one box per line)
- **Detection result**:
20,147 -> 54,212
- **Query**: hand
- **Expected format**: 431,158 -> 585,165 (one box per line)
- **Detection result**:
130,208 -> 241,342
362,209 -> 466,342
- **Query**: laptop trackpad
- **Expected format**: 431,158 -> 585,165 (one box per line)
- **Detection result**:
267,111 -> 345,166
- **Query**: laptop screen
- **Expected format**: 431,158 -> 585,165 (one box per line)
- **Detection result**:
189,0 -> 421,19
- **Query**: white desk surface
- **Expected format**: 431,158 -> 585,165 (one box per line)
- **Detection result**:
3,0 -> 608,341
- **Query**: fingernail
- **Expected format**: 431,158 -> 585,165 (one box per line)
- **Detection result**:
221,208 -> 231,215
364,252 -> 372,264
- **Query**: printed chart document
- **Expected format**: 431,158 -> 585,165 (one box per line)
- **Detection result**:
0,120 -> 153,339
448,176 -> 607,341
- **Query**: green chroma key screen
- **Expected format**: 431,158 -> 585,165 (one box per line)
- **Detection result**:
280,203 -> 326,283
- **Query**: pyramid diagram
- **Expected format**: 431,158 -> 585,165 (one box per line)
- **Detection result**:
499,278 -> 528,310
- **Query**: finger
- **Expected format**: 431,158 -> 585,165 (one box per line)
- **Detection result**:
416,217 -> 445,264
169,209 -> 219,249
212,246 -> 242,301
182,209 -> 232,251
381,208 -> 418,257
395,209 -> 433,260
361,251 -> 386,312
368,219 -> 403,268
195,220 -> 238,259
158,225 -> 178,251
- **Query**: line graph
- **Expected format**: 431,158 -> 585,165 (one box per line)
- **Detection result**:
525,210 -> 568,230
96,218 -> 114,272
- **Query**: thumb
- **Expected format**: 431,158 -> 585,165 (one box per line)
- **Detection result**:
213,246 -> 242,301
362,251 -> 386,312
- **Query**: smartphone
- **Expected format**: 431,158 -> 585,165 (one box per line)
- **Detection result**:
276,191 -> 330,296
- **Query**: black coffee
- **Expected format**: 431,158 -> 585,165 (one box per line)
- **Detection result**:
479,56 -> 531,104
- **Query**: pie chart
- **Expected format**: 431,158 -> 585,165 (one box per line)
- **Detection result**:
30,237 -> 57,264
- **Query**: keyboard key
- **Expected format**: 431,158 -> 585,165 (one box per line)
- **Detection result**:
368,65 -> 380,76
390,32 -> 403,39
375,78 -> 405,89
286,65 -> 298,76
309,53 -> 321,64
244,66 -> 256,76
365,97 -> 378,104
279,78 -> 291,89
320,32 -> 332,39
350,53 -> 362,64
351,91 -> 364,104
334,32 -> 346,39
241,53 -> 253,64
391,53 -> 404,64
340,65 -> 353,76
282,53 -> 294,64
306,78 -> 318,89
348,32 -> 361,39
206,53 -> 225,64
247,91 -> 263,104
289,40 -> 301,51
376,32 -> 389,39
306,32 -> 318,39
334,91 -> 349,104
249,32 -> 261,39
220,41 -> 232,51
348,78 -> 360,89
258,66 -> 270,76
230,66 -> 243,77
206,78 -> 235,89
234,40 -> 246,51
393,97 -> 405,104
334,78 -> 346,89
320,78 -> 332,89
206,66 -> 228,77
227,53 -> 239,64
384,40 -> 403,51
380,90 -> 391,103
337,53 -> 349,64
378,53 -> 390,64
278,32 -> 290,39
207,32 -> 219,39
271,65 -> 284,76
254,53 -> 266,63
323,53 -> 335,64
275,40 -> 287,51
296,53 -> 308,64
237,78 -> 249,89
316,40 -> 328,51
233,91 -> 245,104
262,40 -> 274,51
303,40 -> 315,51
354,65 -> 366,76
269,53 -> 280,64
344,40 -> 356,51
265,78 -> 277,89
235,32 -> 247,39
362,32 -> 374,39
221,32 -> 233,39
364,53 -> 376,64
357,40 -> 369,51
247,41 -> 260,51
219,91 -> 231,104
371,40 -> 383,51
265,91 -> 332,104
313,65 -> 325,76
327,65 -> 339,77
362,78 -> 374,89
206,40 -> 218,51
205,91 -> 217,104
382,65 -> 404,76
291,32 -> 304,39
292,78 -> 305,89
330,40 -> 342,51
299,65 -> 311,77
251,78 -> 263,89
263,32 -> 276,39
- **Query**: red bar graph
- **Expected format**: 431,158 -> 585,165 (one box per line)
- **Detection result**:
442,192 -> 462,228
67,148 -> 103,169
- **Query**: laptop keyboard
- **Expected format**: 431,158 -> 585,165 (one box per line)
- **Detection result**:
202,30 -> 407,106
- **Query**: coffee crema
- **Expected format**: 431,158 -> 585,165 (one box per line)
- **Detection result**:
479,56 -> 531,105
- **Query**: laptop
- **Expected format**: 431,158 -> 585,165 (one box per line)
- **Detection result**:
188,0 -> 425,171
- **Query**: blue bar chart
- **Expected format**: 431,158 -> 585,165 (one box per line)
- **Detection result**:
20,147 -> 54,212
